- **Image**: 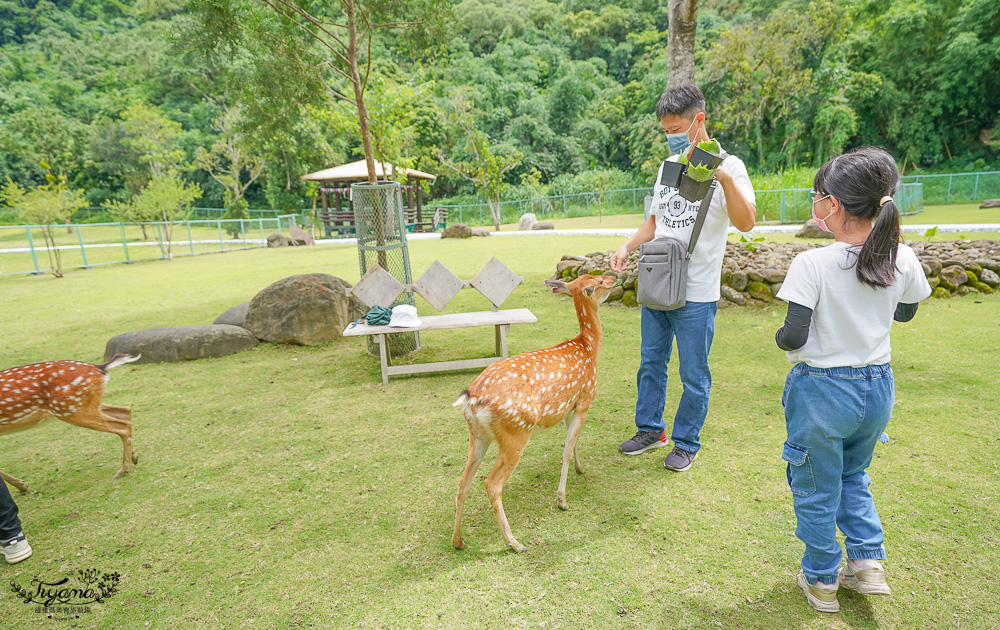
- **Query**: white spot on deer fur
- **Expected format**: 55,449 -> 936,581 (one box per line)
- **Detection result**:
71,377 -> 83,386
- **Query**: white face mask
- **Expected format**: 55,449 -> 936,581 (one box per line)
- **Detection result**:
811,192 -> 833,232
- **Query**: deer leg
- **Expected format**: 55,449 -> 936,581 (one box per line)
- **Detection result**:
100,404 -> 138,466
0,471 -> 28,494
452,429 -> 491,550
59,398 -> 135,479
485,430 -> 531,553
558,408 -> 586,510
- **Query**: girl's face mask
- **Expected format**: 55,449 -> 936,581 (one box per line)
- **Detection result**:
811,192 -> 834,232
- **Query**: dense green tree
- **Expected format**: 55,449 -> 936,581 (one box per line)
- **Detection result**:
0,0 -> 998,223
1,175 -> 87,276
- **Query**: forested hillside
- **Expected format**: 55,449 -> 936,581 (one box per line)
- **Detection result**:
1,0 -> 998,215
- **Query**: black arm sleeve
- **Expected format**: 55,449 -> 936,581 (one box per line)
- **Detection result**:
894,302 -> 919,323
775,302 -> 813,351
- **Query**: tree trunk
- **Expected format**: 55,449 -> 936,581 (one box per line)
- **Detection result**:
345,0 -> 387,269
667,0 -> 700,89
346,0 -> 377,186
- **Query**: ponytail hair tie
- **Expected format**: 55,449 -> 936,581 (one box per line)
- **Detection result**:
880,195 -> 893,206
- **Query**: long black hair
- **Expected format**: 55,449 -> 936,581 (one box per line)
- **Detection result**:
813,146 -> 901,289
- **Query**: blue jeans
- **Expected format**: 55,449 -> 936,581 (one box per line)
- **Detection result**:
634,301 -> 717,452
0,479 -> 22,540
782,363 -> 894,585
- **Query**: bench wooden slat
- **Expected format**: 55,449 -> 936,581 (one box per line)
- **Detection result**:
342,308 -> 536,337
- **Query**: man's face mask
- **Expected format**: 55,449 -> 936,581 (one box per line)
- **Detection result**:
663,116 -> 699,155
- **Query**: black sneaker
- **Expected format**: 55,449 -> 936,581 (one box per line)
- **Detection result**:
663,446 -> 698,472
619,430 -> 668,455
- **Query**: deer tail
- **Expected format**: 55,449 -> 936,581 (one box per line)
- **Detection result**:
97,354 -> 142,372
454,389 -> 493,429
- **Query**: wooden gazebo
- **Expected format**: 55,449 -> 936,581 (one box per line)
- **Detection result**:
301,160 -> 438,236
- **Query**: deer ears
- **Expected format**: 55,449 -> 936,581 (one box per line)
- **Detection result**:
583,286 -> 596,299
544,279 -> 570,295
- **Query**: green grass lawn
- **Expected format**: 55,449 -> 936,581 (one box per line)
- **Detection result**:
1,236 -> 998,629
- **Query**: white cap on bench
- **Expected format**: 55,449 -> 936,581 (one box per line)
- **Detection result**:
388,304 -> 421,328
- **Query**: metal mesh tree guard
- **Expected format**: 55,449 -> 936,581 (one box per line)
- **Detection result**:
351,181 -> 419,358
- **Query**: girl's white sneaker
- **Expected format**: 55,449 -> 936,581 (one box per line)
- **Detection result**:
797,573 -> 840,613
839,559 -> 891,595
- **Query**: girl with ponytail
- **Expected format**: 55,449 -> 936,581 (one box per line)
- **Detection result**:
773,146 -> 932,613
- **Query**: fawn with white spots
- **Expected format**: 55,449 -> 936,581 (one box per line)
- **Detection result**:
0,354 -> 140,492
452,274 -> 618,552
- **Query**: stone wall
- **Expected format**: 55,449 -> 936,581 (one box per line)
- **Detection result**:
554,240 -> 1000,308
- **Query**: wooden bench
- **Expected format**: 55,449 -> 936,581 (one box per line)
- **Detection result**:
404,208 -> 448,233
318,210 -> 356,237
343,258 -> 537,384
320,208 -> 446,237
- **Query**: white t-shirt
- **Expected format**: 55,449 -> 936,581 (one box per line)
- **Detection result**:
776,242 -> 932,368
651,148 -> 756,302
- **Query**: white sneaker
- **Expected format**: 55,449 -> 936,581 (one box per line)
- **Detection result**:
797,573 -> 839,613
840,559 -> 891,595
0,532 -> 32,564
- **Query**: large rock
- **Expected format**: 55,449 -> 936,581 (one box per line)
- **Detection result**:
518,213 -> 538,230
244,274 -> 366,345
105,325 -> 258,364
267,233 -> 293,247
796,219 -> 835,239
214,303 -> 250,327
720,285 -> 747,305
979,268 -> 1000,288
761,268 -> 786,283
938,265 -> 968,291
441,223 -> 473,239
747,282 -> 773,302
726,270 -> 749,291
980,199 -> 1000,208
470,227 -> 492,237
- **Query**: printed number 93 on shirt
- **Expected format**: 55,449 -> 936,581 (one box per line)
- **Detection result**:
658,190 -> 699,228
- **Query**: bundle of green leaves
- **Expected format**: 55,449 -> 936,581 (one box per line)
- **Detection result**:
686,164 -> 716,182
697,139 -> 722,155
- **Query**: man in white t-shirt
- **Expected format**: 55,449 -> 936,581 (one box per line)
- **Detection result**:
610,84 -> 757,472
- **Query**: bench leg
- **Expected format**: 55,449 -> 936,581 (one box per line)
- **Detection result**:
376,334 -> 389,385
495,324 -> 509,359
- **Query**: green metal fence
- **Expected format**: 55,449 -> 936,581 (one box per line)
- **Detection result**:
755,183 -> 924,223
901,171 -> 1000,205
439,182 -> 926,227
0,214 -> 307,277
61,206 -> 306,224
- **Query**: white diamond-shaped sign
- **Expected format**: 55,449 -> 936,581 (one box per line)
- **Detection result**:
470,257 -> 523,308
350,264 -> 405,308
413,260 -> 464,312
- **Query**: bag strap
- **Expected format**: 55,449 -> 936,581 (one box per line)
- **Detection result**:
686,181 -> 716,259
685,150 -> 729,259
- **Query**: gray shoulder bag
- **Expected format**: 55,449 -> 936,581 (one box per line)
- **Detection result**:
636,181 -> 718,311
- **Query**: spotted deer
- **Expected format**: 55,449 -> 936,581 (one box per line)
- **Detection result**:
452,274 -> 618,552
0,354 -> 140,492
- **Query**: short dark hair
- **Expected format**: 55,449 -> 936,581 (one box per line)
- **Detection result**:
656,84 -> 706,119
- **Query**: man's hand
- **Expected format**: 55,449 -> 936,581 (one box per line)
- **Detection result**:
713,160 -> 756,233
713,163 -> 733,186
610,245 -> 630,272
